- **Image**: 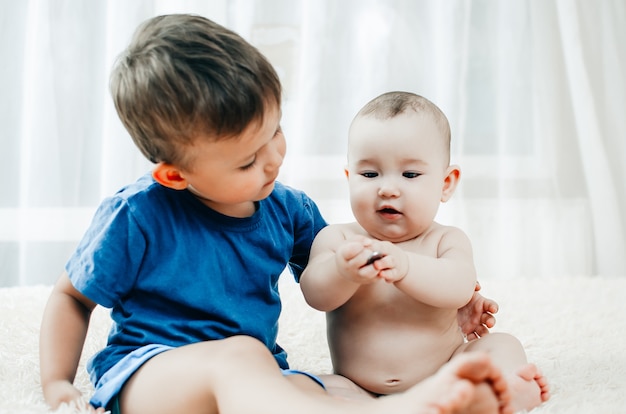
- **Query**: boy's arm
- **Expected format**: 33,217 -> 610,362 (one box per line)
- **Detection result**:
300,226 -> 375,311
40,271 -> 98,410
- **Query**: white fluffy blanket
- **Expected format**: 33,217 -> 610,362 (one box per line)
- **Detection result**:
1,277 -> 625,413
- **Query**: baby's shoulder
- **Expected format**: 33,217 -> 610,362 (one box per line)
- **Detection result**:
316,221 -> 367,243
420,222 -> 470,244
426,222 -> 473,251
429,221 -> 464,235
328,221 -> 367,237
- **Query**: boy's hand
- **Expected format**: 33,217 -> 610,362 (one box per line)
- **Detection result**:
43,381 -> 105,413
457,282 -> 498,340
43,379 -> 81,409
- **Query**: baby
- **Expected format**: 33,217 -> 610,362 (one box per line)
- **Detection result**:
300,91 -> 550,413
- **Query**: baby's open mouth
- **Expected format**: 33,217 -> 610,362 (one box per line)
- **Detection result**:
378,207 -> 401,215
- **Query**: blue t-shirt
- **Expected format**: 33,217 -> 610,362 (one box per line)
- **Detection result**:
66,173 -> 327,384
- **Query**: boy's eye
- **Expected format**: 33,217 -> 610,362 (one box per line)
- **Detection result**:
403,172 -> 421,179
240,157 -> 256,170
360,171 -> 378,178
240,125 -> 281,171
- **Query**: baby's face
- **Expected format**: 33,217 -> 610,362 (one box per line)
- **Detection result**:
179,105 -> 285,217
346,112 -> 452,242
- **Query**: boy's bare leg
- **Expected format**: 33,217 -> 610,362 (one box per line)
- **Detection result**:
119,336 -> 509,414
455,332 -> 549,413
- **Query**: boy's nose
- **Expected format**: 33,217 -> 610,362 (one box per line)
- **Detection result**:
264,143 -> 284,172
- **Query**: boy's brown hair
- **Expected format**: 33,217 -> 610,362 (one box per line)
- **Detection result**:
110,14 -> 282,169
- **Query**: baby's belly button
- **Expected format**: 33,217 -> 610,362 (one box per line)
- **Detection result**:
384,378 -> 402,387
372,377 -> 410,395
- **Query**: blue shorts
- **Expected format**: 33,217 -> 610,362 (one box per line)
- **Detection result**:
92,344 -> 325,413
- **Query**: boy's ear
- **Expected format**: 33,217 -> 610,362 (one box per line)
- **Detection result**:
152,162 -> 188,190
441,165 -> 461,202
344,167 -> 350,180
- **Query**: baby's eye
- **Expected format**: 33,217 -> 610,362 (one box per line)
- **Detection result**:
360,171 -> 378,178
403,171 -> 421,179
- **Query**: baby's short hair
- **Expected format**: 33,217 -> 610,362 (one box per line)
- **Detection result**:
355,91 -> 451,160
110,14 -> 282,168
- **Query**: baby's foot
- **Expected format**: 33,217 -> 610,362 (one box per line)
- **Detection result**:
508,363 -> 550,412
529,366 -> 550,403
378,353 -> 511,414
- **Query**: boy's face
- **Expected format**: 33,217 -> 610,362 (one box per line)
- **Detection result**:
345,112 -> 457,242
178,105 -> 285,217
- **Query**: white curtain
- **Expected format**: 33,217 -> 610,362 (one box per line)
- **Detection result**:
1,0 -> 624,286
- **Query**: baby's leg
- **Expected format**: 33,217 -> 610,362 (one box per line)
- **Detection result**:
455,332 -> 549,412
320,352 -> 509,411
318,373 -> 378,400
118,336 -> 507,414
392,352 -> 511,414
320,354 -> 511,414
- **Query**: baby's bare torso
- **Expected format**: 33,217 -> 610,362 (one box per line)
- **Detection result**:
327,223 -> 465,395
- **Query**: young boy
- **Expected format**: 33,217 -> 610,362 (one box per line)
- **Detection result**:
39,16 -> 511,414
300,92 -> 550,413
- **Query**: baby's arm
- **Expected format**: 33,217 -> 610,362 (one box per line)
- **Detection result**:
300,226 -> 377,311
39,272 -> 101,412
372,227 -> 477,309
